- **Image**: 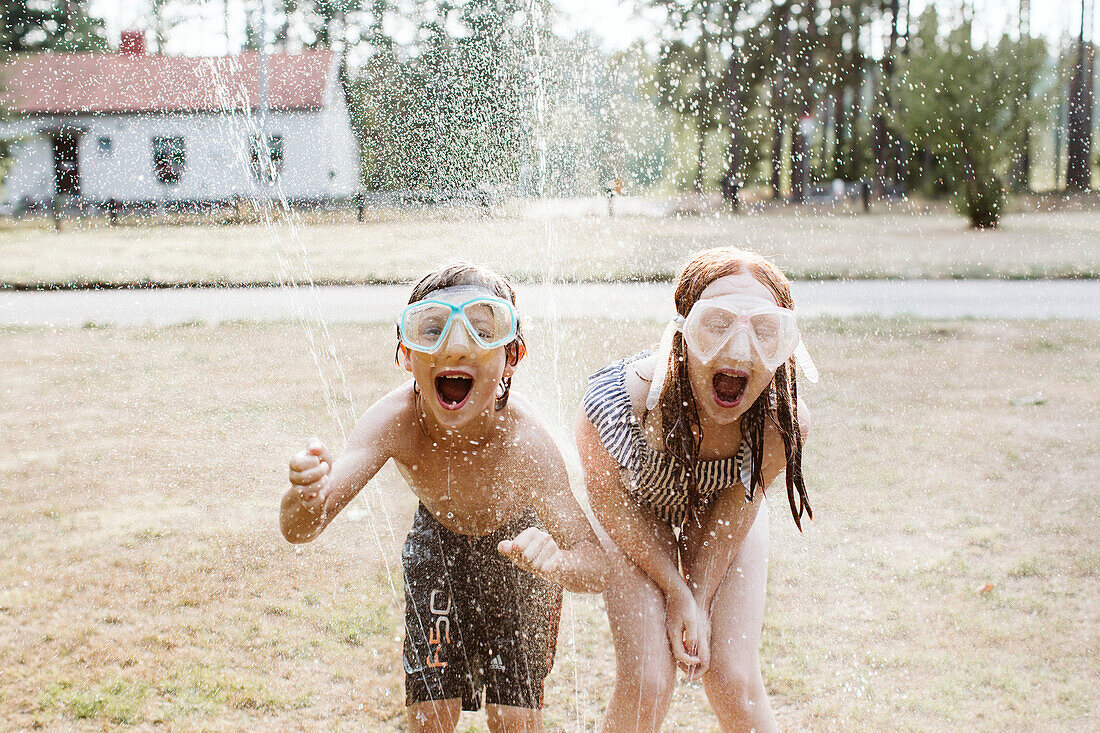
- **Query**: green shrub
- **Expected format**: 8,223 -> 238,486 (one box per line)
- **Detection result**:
955,175 -> 1007,229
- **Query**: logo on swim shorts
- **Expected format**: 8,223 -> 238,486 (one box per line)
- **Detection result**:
427,588 -> 451,669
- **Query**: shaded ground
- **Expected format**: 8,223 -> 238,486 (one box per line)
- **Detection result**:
0,205 -> 1097,288
1,317 -> 1097,731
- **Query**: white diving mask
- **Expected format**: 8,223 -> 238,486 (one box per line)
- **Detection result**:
646,294 -> 818,410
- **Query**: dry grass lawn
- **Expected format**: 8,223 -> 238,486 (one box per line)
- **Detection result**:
0,204 -> 1097,287
1,316 -> 1097,731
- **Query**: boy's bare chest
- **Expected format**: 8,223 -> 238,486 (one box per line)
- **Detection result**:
392,443 -> 530,535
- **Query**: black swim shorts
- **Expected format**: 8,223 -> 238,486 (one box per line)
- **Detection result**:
402,503 -> 563,712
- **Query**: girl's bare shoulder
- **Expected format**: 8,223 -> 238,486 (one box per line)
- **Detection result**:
621,353 -> 657,419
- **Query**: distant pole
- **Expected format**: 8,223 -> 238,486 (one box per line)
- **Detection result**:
258,0 -> 271,186
259,0 -> 268,132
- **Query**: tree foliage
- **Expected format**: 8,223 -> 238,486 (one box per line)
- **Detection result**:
348,0 -> 531,191
896,8 -> 1047,226
1,0 -> 109,53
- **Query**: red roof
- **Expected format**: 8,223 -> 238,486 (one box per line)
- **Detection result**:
1,50 -> 336,115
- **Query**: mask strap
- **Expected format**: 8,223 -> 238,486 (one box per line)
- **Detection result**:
793,339 -> 819,383
646,315 -> 684,411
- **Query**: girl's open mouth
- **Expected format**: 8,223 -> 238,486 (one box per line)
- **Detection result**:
435,373 -> 474,410
712,371 -> 747,407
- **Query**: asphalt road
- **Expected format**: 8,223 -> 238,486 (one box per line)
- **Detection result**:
2,279 -> 1098,327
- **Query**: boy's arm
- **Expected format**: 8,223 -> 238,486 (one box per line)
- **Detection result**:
280,393 -> 401,543
496,425 -> 610,594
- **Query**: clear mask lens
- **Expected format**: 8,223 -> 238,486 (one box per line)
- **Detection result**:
683,300 -> 799,370
400,298 -> 517,353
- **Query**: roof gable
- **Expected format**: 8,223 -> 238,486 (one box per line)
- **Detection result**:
1,50 -> 337,115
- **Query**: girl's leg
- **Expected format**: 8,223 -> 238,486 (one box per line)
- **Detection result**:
600,541 -> 678,733
486,704 -> 545,733
407,698 -> 462,733
702,508 -> 777,733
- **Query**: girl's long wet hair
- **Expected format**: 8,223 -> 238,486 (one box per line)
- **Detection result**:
655,247 -> 812,531
397,262 -> 525,411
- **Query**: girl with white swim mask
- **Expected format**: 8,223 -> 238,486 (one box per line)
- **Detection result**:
575,247 -> 816,732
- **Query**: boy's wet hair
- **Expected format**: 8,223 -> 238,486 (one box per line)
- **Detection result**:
398,263 -> 525,411
654,246 -> 811,532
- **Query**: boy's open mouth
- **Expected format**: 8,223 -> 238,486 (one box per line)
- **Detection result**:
713,371 -> 748,407
435,373 -> 474,409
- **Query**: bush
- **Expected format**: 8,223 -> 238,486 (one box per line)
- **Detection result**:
955,175 -> 1006,229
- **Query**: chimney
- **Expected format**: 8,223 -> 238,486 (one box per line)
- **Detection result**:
120,30 -> 146,56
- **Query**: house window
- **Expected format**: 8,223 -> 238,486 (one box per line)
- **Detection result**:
152,136 -> 185,185
250,134 -> 284,183
98,136 -> 113,157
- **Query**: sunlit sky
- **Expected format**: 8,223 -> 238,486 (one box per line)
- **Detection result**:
88,0 -> 1094,57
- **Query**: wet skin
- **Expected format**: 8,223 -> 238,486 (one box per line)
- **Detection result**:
281,285 -> 608,587
576,271 -> 809,733
281,284 -> 609,733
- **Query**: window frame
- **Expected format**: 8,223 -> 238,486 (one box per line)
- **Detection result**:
151,135 -> 186,186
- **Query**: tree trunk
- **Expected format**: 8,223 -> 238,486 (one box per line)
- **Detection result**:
849,2 -> 868,184
1066,0 -> 1094,192
1054,98 -> 1066,190
1010,0 -> 1032,192
771,116 -> 784,199
832,90 -> 847,180
873,0 -> 902,195
819,94 -> 833,180
721,24 -> 744,208
771,2 -> 792,200
695,125 -> 707,193
792,0 -> 817,204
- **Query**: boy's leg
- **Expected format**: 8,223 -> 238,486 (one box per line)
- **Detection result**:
485,704 -> 545,733
407,698 -> 462,733
478,512 -> 562,718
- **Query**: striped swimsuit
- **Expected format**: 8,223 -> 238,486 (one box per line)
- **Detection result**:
583,352 -> 754,526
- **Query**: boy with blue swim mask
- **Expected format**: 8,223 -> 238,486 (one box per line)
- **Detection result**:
280,263 -> 608,732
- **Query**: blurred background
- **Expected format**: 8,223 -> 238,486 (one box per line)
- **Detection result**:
1,2 -> 1097,731
0,0 -> 1096,227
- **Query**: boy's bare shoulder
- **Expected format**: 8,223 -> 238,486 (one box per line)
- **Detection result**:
348,381 -> 419,448
501,392 -> 566,471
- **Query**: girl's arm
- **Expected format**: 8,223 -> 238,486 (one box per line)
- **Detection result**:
682,397 -> 811,611
575,409 -> 706,671
280,391 -> 403,543
680,486 -> 763,612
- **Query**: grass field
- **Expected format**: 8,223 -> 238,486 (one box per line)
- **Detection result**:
1,204 -> 1097,288
1,316 -> 1097,731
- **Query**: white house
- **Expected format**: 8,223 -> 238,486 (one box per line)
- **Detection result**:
0,34 -> 360,212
